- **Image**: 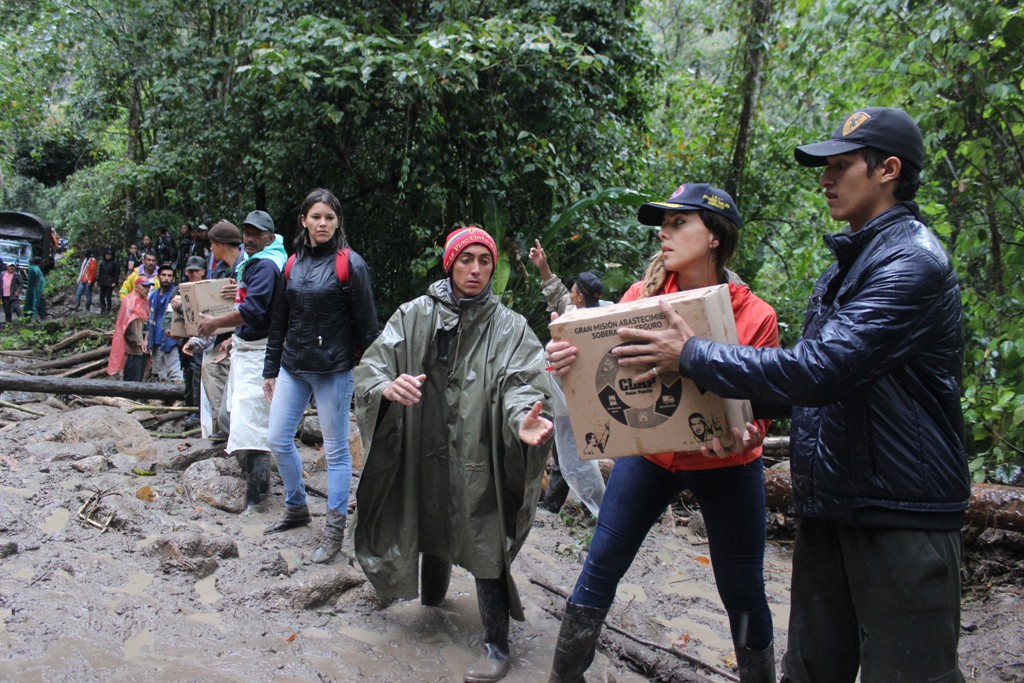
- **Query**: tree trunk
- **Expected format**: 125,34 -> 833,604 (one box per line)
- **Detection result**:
726,0 -> 775,200
124,75 -> 142,250
0,372 -> 184,401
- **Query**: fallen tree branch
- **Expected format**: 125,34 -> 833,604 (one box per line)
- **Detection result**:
22,346 -> 112,371
77,487 -> 119,533
45,329 -> 109,354
528,577 -> 738,682
0,372 -> 184,401
0,399 -> 46,417
128,405 -> 198,414
57,357 -> 109,378
150,428 -> 202,439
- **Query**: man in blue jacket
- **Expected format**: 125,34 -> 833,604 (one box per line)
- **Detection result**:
553,108 -> 970,683
199,210 -> 287,509
147,263 -> 182,383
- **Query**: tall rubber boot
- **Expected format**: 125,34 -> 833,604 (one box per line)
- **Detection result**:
464,577 -> 511,683
420,553 -> 452,606
244,451 -> 270,508
548,601 -> 610,683
310,509 -> 346,564
540,469 -> 570,513
736,641 -> 775,683
263,504 -> 312,535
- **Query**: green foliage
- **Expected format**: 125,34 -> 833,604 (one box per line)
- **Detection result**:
0,320 -> 67,351
3,0 -> 1023,483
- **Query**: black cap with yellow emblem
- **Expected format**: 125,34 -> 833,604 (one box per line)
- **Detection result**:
794,107 -> 924,170
637,183 -> 742,229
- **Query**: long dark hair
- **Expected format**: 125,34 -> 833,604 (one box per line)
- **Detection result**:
294,188 -> 347,254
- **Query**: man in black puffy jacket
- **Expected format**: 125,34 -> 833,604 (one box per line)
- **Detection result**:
575,108 -> 970,683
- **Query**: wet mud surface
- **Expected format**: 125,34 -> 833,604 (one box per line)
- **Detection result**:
0,397 -> 1022,682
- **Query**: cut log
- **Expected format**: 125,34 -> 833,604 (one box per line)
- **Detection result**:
0,372 -> 184,401
23,346 -> 112,371
763,462 -> 1024,533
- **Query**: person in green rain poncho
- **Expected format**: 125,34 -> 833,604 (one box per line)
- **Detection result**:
353,226 -> 554,683
22,257 -> 47,320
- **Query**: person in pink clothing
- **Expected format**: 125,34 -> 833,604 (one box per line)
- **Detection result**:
2,262 -> 24,323
107,277 -> 152,381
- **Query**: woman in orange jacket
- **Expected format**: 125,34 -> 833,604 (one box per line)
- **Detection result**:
545,183 -> 779,683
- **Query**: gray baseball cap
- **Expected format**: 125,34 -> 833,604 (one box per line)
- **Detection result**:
242,210 -> 275,233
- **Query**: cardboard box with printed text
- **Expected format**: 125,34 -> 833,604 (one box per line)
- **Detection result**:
178,278 -> 236,337
548,284 -> 752,459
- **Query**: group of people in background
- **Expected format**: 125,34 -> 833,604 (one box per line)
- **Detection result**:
30,106 -> 978,683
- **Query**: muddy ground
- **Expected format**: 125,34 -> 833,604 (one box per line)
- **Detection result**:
0,383 -> 1022,683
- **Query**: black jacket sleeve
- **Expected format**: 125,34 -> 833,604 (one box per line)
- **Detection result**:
263,273 -> 290,378
347,251 -> 380,359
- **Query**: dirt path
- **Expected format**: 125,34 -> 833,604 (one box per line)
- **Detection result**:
0,399 -> 1022,683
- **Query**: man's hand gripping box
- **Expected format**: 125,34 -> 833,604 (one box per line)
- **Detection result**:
179,278 -> 236,337
548,284 -> 752,459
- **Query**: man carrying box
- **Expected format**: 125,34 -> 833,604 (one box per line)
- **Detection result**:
198,211 -> 286,509
191,220 -> 246,441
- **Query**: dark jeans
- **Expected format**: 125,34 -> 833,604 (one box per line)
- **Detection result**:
570,455 -> 773,651
123,354 -> 145,382
2,296 -> 13,322
98,284 -> 113,314
781,517 -> 965,683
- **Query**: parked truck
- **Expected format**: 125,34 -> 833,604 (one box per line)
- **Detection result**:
0,211 -> 55,270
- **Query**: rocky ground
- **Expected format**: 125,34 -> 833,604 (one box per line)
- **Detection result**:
0,387 -> 1022,682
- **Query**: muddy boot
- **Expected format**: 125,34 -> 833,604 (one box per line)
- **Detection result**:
420,553 -> 452,606
540,470 -> 570,513
244,451 -> 270,509
263,504 -> 312,535
548,601 -> 609,683
464,577 -> 511,682
736,641 -> 775,683
310,509 -> 346,564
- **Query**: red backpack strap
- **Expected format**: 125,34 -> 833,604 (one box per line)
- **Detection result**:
284,254 -> 296,280
335,247 -> 350,285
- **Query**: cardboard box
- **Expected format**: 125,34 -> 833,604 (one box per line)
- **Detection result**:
168,304 -> 187,339
178,278 -> 237,337
548,284 -> 752,459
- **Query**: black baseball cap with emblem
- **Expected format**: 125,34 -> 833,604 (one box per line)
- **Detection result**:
637,183 -> 742,229
794,107 -> 924,170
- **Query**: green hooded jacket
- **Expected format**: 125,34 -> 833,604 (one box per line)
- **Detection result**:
353,279 -> 553,620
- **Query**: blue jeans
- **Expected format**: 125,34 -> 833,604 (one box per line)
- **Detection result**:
75,282 -> 93,309
570,455 -> 773,651
267,367 -> 354,515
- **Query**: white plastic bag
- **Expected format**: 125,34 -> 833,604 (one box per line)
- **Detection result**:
551,378 -> 605,517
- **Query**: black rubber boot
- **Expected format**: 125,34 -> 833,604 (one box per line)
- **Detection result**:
310,509 -> 346,564
263,504 -> 312,535
736,641 -> 775,683
540,470 -> 570,513
244,451 -> 270,508
548,600 -> 610,683
420,553 -> 452,606
464,577 -> 511,682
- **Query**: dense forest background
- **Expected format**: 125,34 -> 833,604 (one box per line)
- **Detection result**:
1,0 -> 1021,483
